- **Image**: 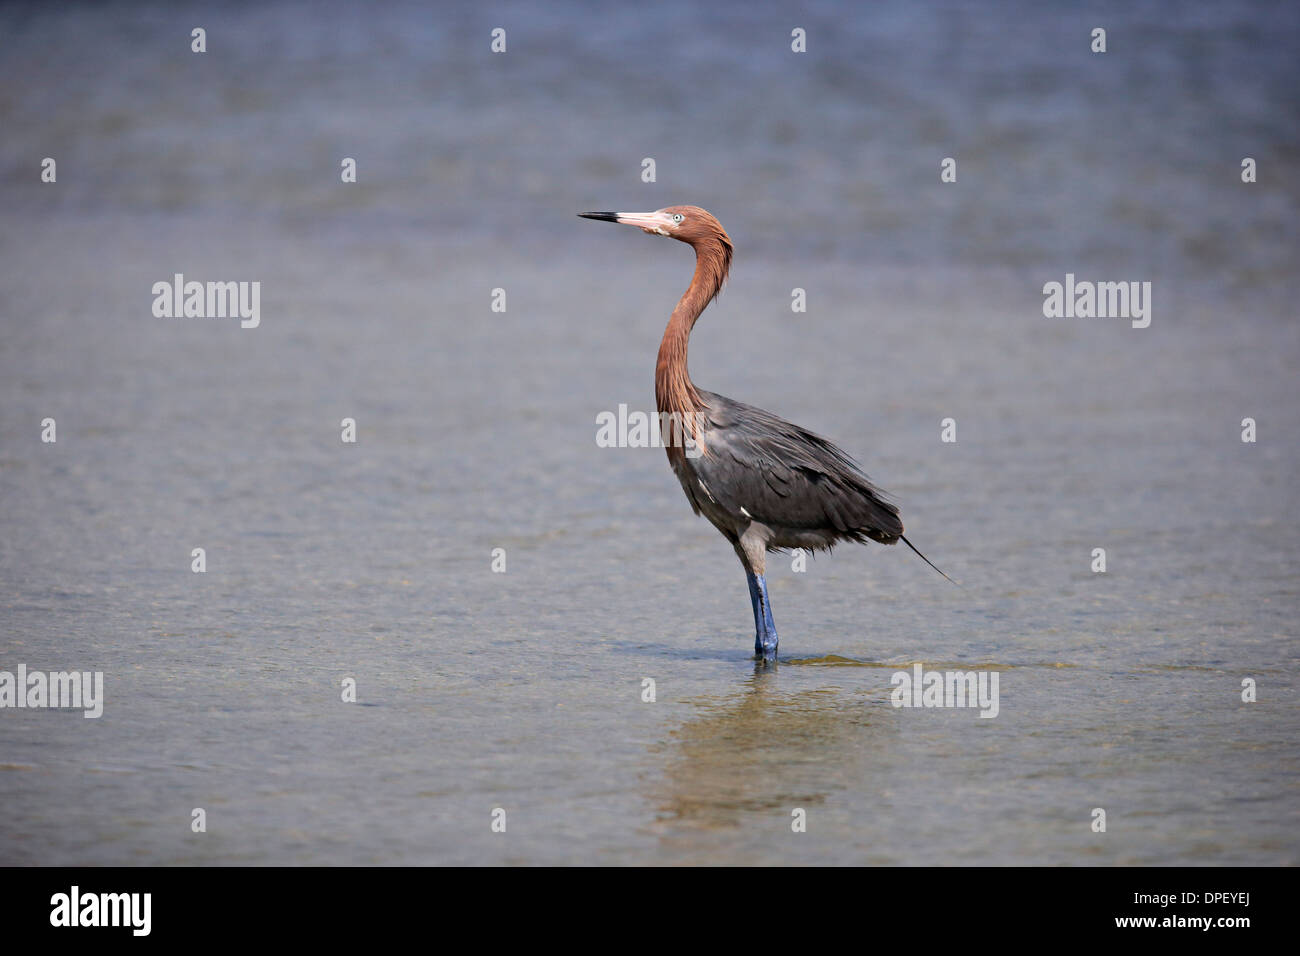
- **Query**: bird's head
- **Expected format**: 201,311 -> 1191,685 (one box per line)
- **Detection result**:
579,205 -> 731,250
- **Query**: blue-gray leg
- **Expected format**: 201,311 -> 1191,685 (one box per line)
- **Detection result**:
746,570 -> 779,661
745,571 -> 762,655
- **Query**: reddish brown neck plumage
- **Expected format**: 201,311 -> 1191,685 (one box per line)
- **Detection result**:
655,236 -> 731,463
655,236 -> 731,427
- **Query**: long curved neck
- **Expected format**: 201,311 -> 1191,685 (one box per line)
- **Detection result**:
655,239 -> 728,419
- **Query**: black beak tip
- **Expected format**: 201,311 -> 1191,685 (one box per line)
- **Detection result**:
578,211 -> 619,222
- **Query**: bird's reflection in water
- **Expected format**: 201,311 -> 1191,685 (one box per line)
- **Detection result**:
644,666 -> 898,853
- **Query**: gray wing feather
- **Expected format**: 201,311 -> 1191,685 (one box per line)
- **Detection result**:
693,391 -> 903,544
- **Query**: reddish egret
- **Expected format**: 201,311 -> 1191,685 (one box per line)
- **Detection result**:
580,205 -> 950,661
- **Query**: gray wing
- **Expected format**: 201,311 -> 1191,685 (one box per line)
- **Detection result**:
692,390 -> 903,545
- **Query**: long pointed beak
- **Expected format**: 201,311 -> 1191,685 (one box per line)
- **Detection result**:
578,210 -> 674,235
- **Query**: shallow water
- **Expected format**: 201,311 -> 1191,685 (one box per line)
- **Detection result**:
0,1 -> 1297,865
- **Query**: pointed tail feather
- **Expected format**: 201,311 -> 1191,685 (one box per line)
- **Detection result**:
900,534 -> 960,587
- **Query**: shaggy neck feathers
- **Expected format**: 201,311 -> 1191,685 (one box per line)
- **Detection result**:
654,235 -> 731,424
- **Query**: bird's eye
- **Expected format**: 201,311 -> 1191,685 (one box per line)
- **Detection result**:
672,214 -> 683,224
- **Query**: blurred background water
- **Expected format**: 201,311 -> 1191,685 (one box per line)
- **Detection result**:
0,0 -> 1296,865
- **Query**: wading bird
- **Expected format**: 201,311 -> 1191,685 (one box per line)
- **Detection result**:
580,206 -> 950,662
